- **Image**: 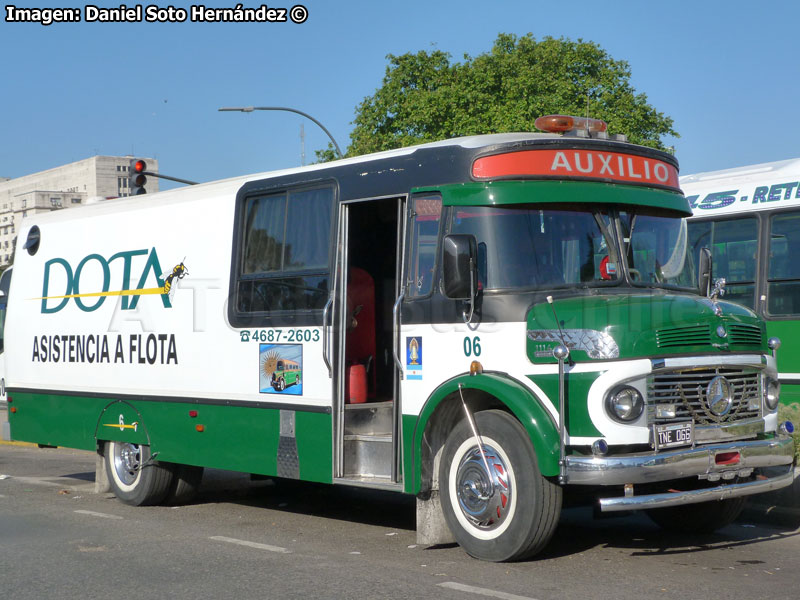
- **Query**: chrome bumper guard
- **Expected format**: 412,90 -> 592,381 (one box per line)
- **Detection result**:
564,436 -> 795,512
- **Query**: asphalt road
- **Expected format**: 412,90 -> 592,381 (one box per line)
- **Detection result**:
1,443 -> 800,600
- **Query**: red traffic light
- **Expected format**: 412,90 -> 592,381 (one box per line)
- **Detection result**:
129,158 -> 148,195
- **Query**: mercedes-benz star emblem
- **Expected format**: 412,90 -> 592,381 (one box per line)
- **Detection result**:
706,376 -> 733,417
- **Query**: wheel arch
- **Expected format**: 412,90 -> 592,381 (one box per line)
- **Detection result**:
95,400 -> 151,448
410,372 -> 560,495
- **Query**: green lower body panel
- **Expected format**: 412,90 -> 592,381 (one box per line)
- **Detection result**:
8,391 -> 333,483
402,413 -> 418,494
8,391 -> 102,451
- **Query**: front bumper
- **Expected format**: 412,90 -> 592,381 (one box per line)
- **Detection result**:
565,436 -> 795,512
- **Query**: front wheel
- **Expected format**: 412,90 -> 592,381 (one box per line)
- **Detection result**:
439,410 -> 562,562
105,441 -> 174,506
646,497 -> 745,533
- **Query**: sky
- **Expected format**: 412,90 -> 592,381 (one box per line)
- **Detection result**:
2,0 -> 799,190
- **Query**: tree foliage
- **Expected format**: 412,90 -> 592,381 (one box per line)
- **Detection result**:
318,34 -> 677,161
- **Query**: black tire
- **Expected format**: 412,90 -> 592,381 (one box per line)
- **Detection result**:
163,464 -> 204,505
439,410 -> 562,562
646,497 -> 746,534
105,441 -> 174,506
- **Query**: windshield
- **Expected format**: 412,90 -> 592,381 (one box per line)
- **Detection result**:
619,211 -> 696,290
447,205 -> 697,293
449,205 -> 620,290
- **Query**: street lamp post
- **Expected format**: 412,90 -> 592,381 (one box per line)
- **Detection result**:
218,106 -> 344,160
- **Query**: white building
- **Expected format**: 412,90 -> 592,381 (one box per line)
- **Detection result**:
0,156 -> 159,266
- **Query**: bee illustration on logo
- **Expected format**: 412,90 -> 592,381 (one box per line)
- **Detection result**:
162,259 -> 188,299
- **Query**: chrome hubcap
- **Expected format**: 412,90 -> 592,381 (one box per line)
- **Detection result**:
455,444 -> 511,531
113,443 -> 141,485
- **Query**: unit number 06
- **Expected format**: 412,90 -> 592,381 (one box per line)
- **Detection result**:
463,336 -> 482,357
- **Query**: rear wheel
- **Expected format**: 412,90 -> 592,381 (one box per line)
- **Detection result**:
163,464 -> 204,505
646,497 -> 746,533
439,410 -> 562,562
105,441 -> 174,506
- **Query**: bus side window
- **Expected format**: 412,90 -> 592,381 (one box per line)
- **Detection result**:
236,185 -> 334,316
768,211 -> 800,315
407,194 -> 442,298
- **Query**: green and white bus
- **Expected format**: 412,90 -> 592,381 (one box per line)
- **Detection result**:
682,158 -> 800,411
6,116 -> 795,562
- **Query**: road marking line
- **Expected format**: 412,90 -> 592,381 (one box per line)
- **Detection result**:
5,476 -> 64,487
74,510 -> 123,520
438,582 -> 539,600
210,536 -> 291,554
0,475 -> 95,491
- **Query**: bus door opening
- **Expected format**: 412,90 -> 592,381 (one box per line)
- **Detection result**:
336,197 -> 404,483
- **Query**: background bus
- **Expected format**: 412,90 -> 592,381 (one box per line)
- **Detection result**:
682,158 -> 800,412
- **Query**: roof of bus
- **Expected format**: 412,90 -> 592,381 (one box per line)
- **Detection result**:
23,133 -> 563,224
681,157 -> 800,217
23,131 -> 676,227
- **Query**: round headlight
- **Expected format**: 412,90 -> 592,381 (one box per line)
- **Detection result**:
606,386 -> 644,422
765,378 -> 780,411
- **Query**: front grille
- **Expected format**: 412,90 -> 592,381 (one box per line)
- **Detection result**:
648,367 -> 761,425
655,324 -> 710,348
728,323 -> 763,346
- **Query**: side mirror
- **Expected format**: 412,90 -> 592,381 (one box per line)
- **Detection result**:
698,247 -> 712,297
442,234 -> 477,300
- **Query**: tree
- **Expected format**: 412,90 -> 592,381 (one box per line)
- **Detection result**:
317,34 -> 677,161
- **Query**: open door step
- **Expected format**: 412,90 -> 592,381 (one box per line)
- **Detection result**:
343,400 -> 393,436
343,433 -> 393,479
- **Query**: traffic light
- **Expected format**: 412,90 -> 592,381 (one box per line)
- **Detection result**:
129,159 -> 148,195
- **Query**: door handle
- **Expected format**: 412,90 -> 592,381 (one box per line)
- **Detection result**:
322,296 -> 333,377
392,292 -> 405,379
